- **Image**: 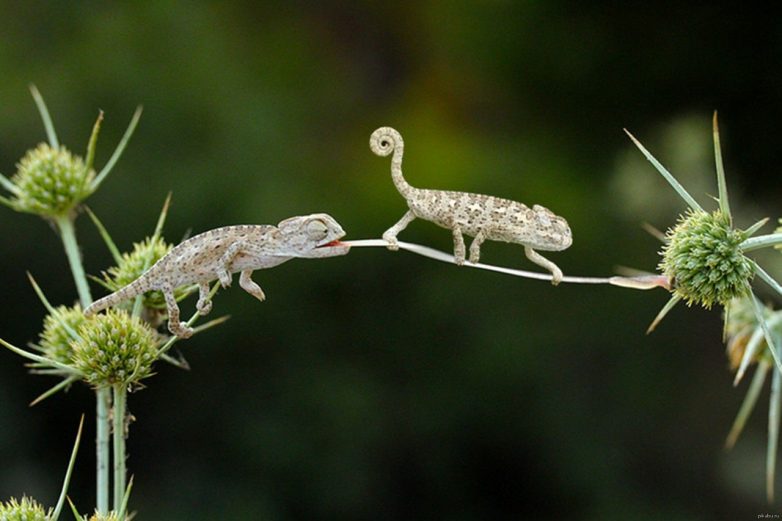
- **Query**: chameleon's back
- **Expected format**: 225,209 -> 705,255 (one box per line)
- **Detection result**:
407,188 -> 572,252
152,225 -> 282,287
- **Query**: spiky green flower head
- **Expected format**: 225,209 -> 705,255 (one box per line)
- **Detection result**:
0,496 -> 50,520
72,309 -> 157,387
37,304 -> 85,365
87,512 -> 120,521
659,209 -> 753,309
102,236 -> 179,311
6,143 -> 94,217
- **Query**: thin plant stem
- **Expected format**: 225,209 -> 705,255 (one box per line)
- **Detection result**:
343,239 -> 669,289
113,383 -> 127,512
55,215 -> 92,308
96,387 -> 111,514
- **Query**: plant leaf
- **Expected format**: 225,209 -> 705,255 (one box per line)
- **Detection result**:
0,172 -> 21,195
84,111 -> 104,173
29,375 -> 79,407
624,128 -> 704,212
748,288 -> 782,376
713,111 -> 732,222
744,218 -> 769,238
30,84 -> 59,148
52,415 -> 84,521
726,362 -> 769,449
92,105 -> 143,191
85,206 -> 123,264
646,293 -> 682,334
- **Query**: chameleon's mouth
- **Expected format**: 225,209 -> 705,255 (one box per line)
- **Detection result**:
317,240 -> 347,248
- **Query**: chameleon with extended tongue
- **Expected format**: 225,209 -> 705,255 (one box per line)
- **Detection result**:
369,127 -> 572,284
84,213 -> 350,338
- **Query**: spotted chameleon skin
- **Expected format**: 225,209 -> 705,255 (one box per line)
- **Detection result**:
406,189 -> 572,252
84,214 -> 349,338
370,127 -> 571,283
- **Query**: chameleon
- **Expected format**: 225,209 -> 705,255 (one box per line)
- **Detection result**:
84,213 -> 350,338
369,127 -> 572,284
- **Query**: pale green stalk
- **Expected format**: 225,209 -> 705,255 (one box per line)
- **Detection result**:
55,216 -> 92,308
112,383 -> 127,513
96,387 -> 111,514
768,367 -> 781,503
54,214 -> 110,514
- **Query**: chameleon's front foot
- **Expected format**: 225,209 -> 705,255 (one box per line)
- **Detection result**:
524,246 -> 564,286
168,321 -> 194,339
240,270 -> 266,302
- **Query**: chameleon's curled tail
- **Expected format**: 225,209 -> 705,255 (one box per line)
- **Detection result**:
370,127 -> 414,199
83,277 -> 149,317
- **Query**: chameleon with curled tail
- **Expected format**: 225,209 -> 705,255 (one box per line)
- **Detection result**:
369,127 -> 572,284
84,214 -> 350,338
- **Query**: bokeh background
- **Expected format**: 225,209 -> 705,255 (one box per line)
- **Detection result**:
1,2 -> 782,519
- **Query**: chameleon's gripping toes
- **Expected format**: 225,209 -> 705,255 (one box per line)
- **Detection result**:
370,127 -> 572,284
84,214 -> 350,338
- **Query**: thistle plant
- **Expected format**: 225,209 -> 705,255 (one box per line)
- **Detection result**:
0,88 -> 224,519
626,112 -> 782,501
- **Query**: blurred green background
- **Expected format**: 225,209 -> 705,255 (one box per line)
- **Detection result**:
1,2 -> 782,519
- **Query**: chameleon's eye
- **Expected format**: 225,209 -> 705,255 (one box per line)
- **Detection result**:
306,219 -> 329,240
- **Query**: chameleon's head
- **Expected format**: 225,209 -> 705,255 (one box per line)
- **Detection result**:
527,205 -> 573,252
277,213 -> 351,258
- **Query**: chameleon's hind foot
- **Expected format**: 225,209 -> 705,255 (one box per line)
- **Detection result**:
240,270 -> 266,302
382,232 -> 400,251
452,227 -> 466,266
549,266 -> 563,286
196,298 -> 212,316
168,320 -> 194,338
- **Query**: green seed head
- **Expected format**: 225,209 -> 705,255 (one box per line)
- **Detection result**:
72,309 -> 158,387
38,304 -> 85,365
0,496 -> 50,520
87,512 -> 121,521
103,237 -> 178,311
9,143 -> 94,217
659,210 -> 753,309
